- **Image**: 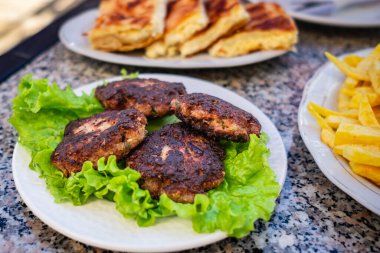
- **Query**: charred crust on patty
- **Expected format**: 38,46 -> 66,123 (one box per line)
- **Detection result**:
127,123 -> 225,203
95,78 -> 187,118
170,93 -> 261,142
51,109 -> 147,176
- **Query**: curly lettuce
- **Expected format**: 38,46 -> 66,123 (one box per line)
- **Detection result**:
9,75 -> 280,238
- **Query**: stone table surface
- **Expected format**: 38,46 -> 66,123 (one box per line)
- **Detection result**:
1,22 -> 380,253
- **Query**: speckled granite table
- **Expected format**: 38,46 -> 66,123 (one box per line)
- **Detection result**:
1,22 -> 380,253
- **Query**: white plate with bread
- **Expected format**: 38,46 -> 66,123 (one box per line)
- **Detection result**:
59,0 -> 298,69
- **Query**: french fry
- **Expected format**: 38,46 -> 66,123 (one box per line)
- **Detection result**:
333,145 -> 344,155
325,52 -> 370,81
338,92 -> 351,111
326,115 -> 359,129
338,79 -> 356,110
369,57 -> 380,94
309,102 -> 357,118
355,44 -> 380,73
344,55 -> 363,67
307,103 -> 333,131
361,81 -> 372,87
367,93 -> 380,106
358,97 -> 379,126
349,93 -> 380,108
373,106 -> 380,118
335,123 -> 380,146
350,162 -> 380,186
343,145 -> 380,167
337,79 -> 356,111
343,77 -> 359,89
340,109 -> 359,115
321,129 -> 335,148
341,86 -> 374,97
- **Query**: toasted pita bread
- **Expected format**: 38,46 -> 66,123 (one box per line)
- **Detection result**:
146,0 -> 208,58
88,0 -> 167,52
209,2 -> 298,57
180,0 -> 249,57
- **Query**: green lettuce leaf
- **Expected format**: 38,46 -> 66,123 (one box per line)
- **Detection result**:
120,69 -> 139,79
146,114 -> 181,132
10,75 -> 280,238
9,75 -> 104,202
9,74 -> 104,156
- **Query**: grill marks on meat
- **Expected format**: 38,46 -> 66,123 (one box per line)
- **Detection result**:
127,123 -> 225,203
51,109 -> 147,176
171,93 -> 261,142
95,78 -> 187,117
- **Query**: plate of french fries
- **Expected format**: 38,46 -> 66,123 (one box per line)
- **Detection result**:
298,45 -> 380,214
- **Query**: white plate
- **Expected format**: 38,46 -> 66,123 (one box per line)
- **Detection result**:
58,9 -> 287,69
12,74 -> 288,252
298,48 -> 380,215
250,0 -> 380,27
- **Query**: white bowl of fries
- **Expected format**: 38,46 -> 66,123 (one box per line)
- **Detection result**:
298,45 -> 380,214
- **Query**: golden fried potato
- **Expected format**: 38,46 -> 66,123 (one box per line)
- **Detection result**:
309,102 -> 357,118
369,57 -> 380,94
358,97 -> 379,126
307,103 -> 333,131
350,162 -> 380,186
344,55 -> 363,67
341,86 -> 374,97
334,123 -> 380,146
338,91 -> 351,111
326,115 -> 359,129
355,44 -> 380,73
349,93 -> 380,109
343,77 -> 359,89
333,145 -> 344,156
325,52 -> 370,81
321,129 -> 335,148
343,145 -> 380,167
373,106 -> 380,118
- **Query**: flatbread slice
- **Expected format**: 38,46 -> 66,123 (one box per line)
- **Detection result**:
88,0 -> 167,52
146,0 -> 208,58
209,2 -> 298,57
180,0 -> 249,57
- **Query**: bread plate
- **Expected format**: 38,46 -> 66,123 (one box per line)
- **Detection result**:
59,10 -> 288,69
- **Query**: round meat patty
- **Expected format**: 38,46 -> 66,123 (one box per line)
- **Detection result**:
51,109 -> 147,176
127,123 -> 225,203
95,78 -> 187,117
170,93 -> 261,142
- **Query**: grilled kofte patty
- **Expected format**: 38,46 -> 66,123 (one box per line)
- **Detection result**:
95,78 -> 187,117
171,93 -> 261,142
127,123 -> 225,203
52,109 -> 147,176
